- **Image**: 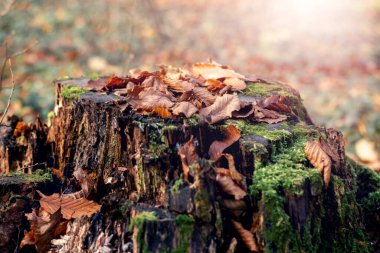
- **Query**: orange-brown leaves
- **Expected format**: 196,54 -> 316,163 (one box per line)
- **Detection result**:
37,191 -> 101,220
252,105 -> 287,124
261,94 -> 291,113
231,220 -> 259,252
223,77 -> 247,91
14,122 -> 28,137
178,136 -> 199,181
305,140 -> 332,188
20,209 -> 67,252
172,101 -> 198,118
216,169 -> 247,200
200,94 -> 240,124
208,124 -> 241,161
192,62 -> 245,79
106,76 -> 130,89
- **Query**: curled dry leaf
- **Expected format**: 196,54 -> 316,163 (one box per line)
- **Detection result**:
73,168 -> 95,198
85,77 -> 108,91
261,94 -> 291,113
221,199 -> 247,210
221,153 -> 244,184
162,76 -> 194,93
200,93 -> 240,124
37,191 -> 101,220
192,87 -> 216,106
209,124 -> 241,161
192,62 -> 245,80
21,208 -> 67,252
216,168 -> 247,200
106,76 -> 130,89
178,136 -> 199,181
253,105 -> 287,124
231,220 -> 259,252
206,79 -> 225,91
223,77 -> 247,91
172,101 -> 198,118
305,140 -> 332,188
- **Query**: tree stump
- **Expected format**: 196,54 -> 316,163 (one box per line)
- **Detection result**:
0,67 -> 379,253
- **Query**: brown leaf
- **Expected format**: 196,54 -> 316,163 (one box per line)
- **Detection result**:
200,94 -> 241,124
85,77 -> 108,91
206,79 -> 225,91
261,95 -> 291,113
73,168 -> 95,198
178,136 -> 199,181
231,220 -> 259,252
192,62 -> 245,79
162,76 -> 194,93
21,208 -> 66,252
232,102 -> 255,118
141,75 -> 169,94
209,124 -> 241,161
37,191 -> 101,220
221,153 -> 244,184
223,77 -> 247,91
172,101 -> 198,118
305,140 -> 332,188
216,169 -> 247,200
253,105 -> 287,124
193,87 -> 216,106
106,76 -> 130,89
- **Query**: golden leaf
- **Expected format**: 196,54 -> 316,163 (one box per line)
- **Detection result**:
223,77 -> 247,91
192,62 -> 245,80
305,140 -> 332,188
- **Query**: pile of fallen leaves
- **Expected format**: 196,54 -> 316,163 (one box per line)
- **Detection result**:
84,61 -> 291,124
21,168 -> 100,252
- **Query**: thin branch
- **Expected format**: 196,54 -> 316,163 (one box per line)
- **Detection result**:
0,59 -> 15,127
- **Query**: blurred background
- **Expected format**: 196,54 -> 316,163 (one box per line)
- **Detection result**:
1,0 -> 379,170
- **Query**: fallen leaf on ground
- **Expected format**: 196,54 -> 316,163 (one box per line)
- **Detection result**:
172,101 -> 198,118
192,62 -> 245,79
355,139 -> 379,163
106,76 -> 130,89
200,94 -> 240,124
192,87 -> 216,106
20,208 -> 67,252
209,124 -> 241,161
261,94 -> 291,113
305,140 -> 332,188
178,136 -> 199,181
253,105 -> 287,124
37,191 -> 101,220
223,77 -> 247,91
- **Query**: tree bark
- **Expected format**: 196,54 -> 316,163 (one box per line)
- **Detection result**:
0,78 -> 379,253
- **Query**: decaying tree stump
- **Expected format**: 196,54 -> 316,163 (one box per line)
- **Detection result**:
0,65 -> 379,253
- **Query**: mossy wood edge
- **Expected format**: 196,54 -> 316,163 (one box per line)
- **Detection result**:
0,77 -> 378,253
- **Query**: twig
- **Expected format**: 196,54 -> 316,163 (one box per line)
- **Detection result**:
0,59 -> 15,127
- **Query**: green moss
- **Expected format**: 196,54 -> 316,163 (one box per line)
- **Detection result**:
174,214 -> 195,253
87,73 -> 108,80
10,171 -> 52,183
234,120 -> 292,142
129,212 -> 158,253
187,114 -> 202,126
242,82 -> 296,98
194,188 -> 212,223
61,85 -> 88,99
171,178 -> 184,194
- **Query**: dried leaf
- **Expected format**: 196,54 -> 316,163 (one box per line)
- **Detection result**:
162,76 -> 194,93
261,95 -> 291,113
200,94 -> 240,124
85,77 -> 108,91
106,76 -> 129,89
355,139 -> 379,163
232,102 -> 255,118
253,105 -> 287,124
231,220 -> 259,252
215,171 -> 247,200
14,122 -> 28,137
172,101 -> 198,118
20,208 -> 67,252
305,140 -> 332,188
178,136 -> 199,181
221,199 -> 247,210
221,153 -> 244,184
73,168 -> 95,197
192,63 -> 245,79
206,79 -> 225,91
37,191 -> 101,220
209,124 -> 241,161
193,87 -> 216,106
223,77 -> 247,91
